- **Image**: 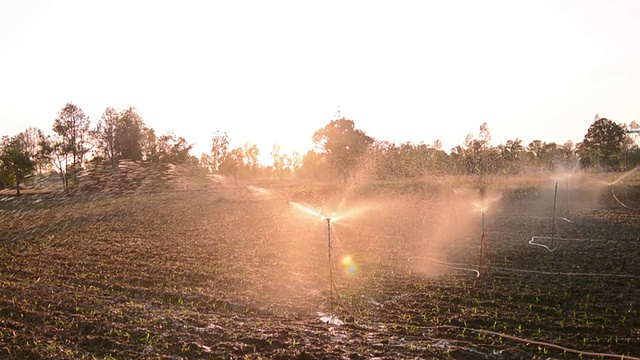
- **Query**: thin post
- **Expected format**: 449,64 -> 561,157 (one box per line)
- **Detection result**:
552,181 -> 558,240
479,210 -> 486,277
326,218 -> 333,316
565,177 -> 569,214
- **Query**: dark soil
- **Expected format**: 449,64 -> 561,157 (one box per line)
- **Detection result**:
0,177 -> 639,359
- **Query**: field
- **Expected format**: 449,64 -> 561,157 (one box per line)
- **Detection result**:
1,173 -> 639,359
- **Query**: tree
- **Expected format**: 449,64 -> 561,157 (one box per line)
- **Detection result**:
271,144 -> 293,180
52,102 -> 91,191
451,123 -> 495,176
243,143 -> 260,177
52,102 -> 90,166
219,147 -> 245,185
312,118 -> 374,182
156,132 -> 194,164
92,107 -> 119,167
15,127 -> 50,176
114,107 -> 145,161
200,153 -> 213,172
497,139 -> 523,174
142,128 -> 159,162
211,130 -> 229,173
627,121 -> 640,168
297,150 -> 326,179
292,150 -> 303,175
0,134 -> 37,195
577,117 -> 627,170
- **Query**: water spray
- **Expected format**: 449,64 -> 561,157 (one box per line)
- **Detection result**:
609,166 -> 640,210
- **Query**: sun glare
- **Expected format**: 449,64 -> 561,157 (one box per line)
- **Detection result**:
289,202 -> 326,220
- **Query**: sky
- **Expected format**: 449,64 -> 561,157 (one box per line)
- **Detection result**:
1,0 -> 639,164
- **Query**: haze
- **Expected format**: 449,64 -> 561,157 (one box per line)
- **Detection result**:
1,0 -> 639,160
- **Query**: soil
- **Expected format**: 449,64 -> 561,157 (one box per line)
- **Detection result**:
0,176 -> 639,359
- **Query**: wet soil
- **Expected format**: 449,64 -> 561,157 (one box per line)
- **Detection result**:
0,178 -> 639,359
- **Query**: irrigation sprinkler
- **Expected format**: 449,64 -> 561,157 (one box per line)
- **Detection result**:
289,202 -> 337,316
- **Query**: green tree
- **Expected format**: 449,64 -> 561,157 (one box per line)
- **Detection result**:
312,118 -> 374,182
578,117 -> 627,170
0,134 -> 37,195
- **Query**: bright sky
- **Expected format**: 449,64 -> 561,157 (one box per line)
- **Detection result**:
1,0 -> 639,164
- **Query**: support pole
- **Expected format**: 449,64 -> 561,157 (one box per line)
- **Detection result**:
479,210 -> 486,277
326,218 -> 333,316
552,181 -> 558,240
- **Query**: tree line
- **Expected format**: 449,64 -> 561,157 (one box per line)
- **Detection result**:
2,103 -> 639,195
1,103 -> 197,194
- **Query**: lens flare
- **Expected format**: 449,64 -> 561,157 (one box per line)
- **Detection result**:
341,255 -> 358,276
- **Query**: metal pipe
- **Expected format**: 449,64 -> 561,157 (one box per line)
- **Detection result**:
326,218 -> 333,315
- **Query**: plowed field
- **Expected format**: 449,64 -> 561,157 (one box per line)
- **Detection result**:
1,176 -> 639,359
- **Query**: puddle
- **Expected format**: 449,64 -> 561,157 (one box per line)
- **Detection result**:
317,312 -> 345,325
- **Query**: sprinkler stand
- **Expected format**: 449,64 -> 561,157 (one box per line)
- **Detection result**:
479,210 -> 486,277
326,218 -> 334,316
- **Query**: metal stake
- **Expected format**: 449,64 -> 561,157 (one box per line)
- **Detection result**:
326,218 -> 333,316
480,210 -> 486,277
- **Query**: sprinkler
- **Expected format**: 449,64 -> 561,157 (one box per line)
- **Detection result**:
289,201 -> 337,317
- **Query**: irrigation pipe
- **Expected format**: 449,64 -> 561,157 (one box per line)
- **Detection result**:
611,184 -> 640,210
333,259 -> 639,358
529,235 -> 638,253
407,256 -> 480,277
529,236 -> 559,252
341,316 -> 640,359
432,325 -> 640,360
408,256 -> 640,279
487,265 -> 640,279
